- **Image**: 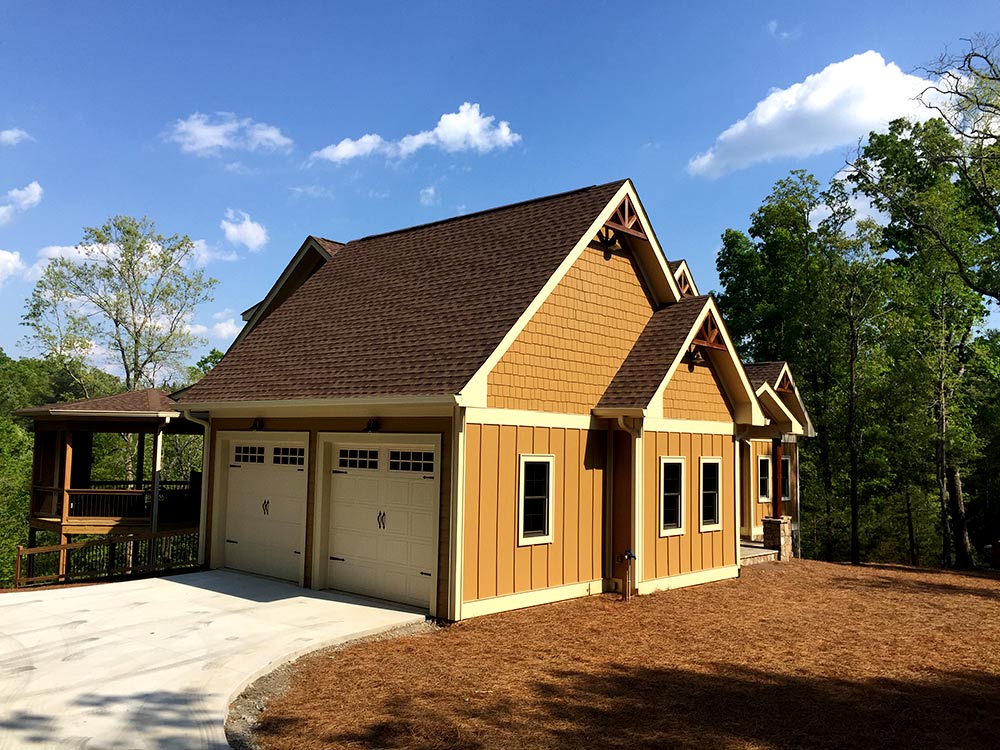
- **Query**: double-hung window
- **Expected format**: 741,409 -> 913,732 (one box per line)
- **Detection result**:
757,455 -> 771,503
518,455 -> 554,545
659,457 -> 685,537
700,457 -> 722,531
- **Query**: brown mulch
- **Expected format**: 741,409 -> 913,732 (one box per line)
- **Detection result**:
247,560 -> 1000,750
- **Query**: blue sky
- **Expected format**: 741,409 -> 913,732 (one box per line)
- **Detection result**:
1,1 -> 997,370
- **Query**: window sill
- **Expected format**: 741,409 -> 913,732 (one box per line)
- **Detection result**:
699,523 -> 722,533
659,526 -> 685,538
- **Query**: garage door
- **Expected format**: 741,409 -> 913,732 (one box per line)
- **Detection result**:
225,437 -> 308,582
327,442 -> 438,608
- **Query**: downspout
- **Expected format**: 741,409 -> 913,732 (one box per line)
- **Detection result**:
182,409 -> 211,566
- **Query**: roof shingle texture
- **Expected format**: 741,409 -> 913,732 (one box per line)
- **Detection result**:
181,181 -> 627,403
22,388 -> 177,414
597,295 -> 709,409
744,361 -> 787,391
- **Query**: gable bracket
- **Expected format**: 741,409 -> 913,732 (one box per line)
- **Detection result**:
605,194 -> 647,240
691,316 -> 726,351
776,373 -> 794,394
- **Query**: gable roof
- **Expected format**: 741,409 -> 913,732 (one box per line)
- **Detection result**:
596,296 -> 708,410
18,388 -> 179,418
179,181 -> 629,404
744,362 -> 788,392
744,361 -> 815,437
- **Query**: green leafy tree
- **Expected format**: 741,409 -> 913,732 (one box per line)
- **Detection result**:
23,216 -> 217,391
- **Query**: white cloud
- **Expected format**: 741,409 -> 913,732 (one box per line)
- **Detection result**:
0,180 -> 43,225
190,239 -> 239,267
0,249 -> 25,285
167,112 -> 293,157
766,20 -> 799,41
211,317 -> 242,340
419,185 -> 438,206
0,128 -> 31,146
25,244 -> 90,280
220,209 -> 268,252
212,308 -> 234,321
687,51 -> 936,178
311,102 -> 521,164
224,161 -> 258,175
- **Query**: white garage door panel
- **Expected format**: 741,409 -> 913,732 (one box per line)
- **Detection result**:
224,438 -> 307,583
326,441 -> 438,608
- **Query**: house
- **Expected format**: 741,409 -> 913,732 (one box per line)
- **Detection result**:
157,179 -> 807,620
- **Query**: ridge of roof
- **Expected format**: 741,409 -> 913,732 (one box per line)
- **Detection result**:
744,361 -> 788,390
18,388 -> 178,415
354,180 -> 628,244
667,259 -> 686,272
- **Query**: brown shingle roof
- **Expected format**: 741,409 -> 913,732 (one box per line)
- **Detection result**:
19,388 -> 178,415
744,361 -> 787,391
597,295 -> 709,410
180,180 -> 627,403
667,259 -> 685,273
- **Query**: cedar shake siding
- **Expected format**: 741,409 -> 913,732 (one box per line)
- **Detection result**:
662,363 -> 734,422
488,245 -> 655,414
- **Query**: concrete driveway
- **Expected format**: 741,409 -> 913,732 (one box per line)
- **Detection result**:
0,570 -> 426,749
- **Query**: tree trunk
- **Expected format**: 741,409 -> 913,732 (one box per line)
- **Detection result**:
905,487 -> 918,566
847,304 -> 861,566
946,465 -> 974,568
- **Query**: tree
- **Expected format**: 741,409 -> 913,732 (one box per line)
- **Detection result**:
23,216 -> 217,391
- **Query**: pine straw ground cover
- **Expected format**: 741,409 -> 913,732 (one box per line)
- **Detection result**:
249,560 -> 1000,750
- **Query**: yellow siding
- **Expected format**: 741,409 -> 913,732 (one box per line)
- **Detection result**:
663,362 -> 734,421
487,245 -> 654,414
463,424 -> 606,603
642,431 -> 736,582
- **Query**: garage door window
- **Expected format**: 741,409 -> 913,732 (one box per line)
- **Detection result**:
389,449 -> 434,473
273,446 -> 305,466
234,445 -> 265,464
338,448 -> 379,470
518,454 -> 554,546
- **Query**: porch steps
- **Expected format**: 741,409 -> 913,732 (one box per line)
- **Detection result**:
739,544 -> 779,566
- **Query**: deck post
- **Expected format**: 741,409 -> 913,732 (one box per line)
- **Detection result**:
150,425 -> 163,534
14,546 -> 22,587
59,431 -> 73,579
27,528 -> 36,579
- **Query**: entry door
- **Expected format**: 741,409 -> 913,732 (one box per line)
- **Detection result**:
225,439 -> 308,582
327,443 -> 437,607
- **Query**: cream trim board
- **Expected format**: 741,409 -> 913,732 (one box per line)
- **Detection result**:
636,564 -> 738,595
178,396 -> 457,416
757,455 -> 772,503
451,405 -> 467,621
518,454 -> 556,546
699,456 -> 723,533
466,408 -> 596,430
461,579 -> 602,619
658,456 -> 685,538
643,418 -> 735,435
755,383 -> 804,435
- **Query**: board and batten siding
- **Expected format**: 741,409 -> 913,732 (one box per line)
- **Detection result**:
663,363 -> 734,421
643,431 -> 736,582
487,244 -> 654,414
463,423 -> 605,602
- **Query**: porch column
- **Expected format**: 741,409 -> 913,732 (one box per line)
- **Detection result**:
135,432 -> 145,488
150,424 -> 164,533
771,438 -> 783,520
59,431 -> 73,579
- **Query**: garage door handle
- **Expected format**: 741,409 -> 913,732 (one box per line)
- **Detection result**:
420,571 -> 432,577
329,556 -> 344,561
226,539 -> 238,544
293,550 -> 301,555
332,469 -> 348,474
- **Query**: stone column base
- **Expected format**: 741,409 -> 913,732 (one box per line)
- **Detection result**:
763,516 -> 793,561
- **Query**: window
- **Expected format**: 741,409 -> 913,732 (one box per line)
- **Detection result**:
337,448 -> 379,470
659,457 -> 685,536
518,455 -> 554,545
757,456 -> 771,503
234,445 -> 264,464
389,449 -> 434,473
781,455 -> 791,501
273,446 -> 305,466
700,457 -> 722,531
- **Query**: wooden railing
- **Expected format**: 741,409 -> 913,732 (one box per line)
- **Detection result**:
68,489 -> 148,518
29,480 -> 196,523
14,528 -> 200,587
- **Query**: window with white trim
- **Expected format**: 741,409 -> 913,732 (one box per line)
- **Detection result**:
518,455 -> 554,545
389,449 -> 434,474
700,457 -> 722,531
659,457 -> 685,536
782,455 -> 791,501
757,455 -> 771,503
